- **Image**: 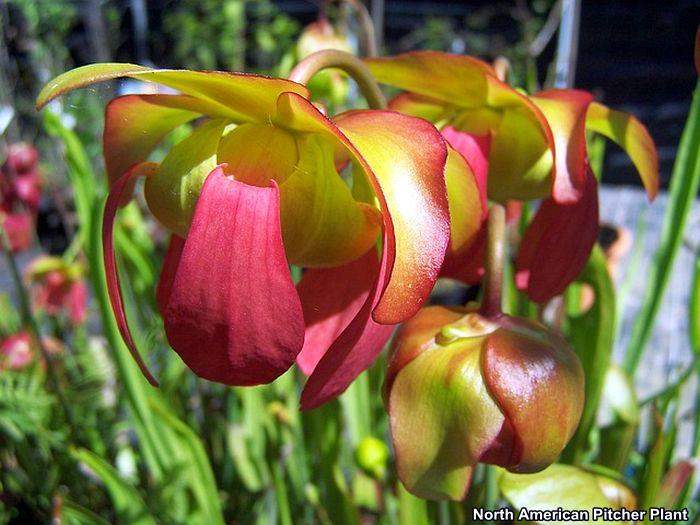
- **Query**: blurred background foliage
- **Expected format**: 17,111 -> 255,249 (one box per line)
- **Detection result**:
0,1 -> 698,524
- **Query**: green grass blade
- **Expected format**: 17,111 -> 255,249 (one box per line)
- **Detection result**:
624,81 -> 700,373
72,448 -> 156,525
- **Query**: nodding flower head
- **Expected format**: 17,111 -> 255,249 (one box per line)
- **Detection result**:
36,60 -> 480,407
384,305 -> 584,500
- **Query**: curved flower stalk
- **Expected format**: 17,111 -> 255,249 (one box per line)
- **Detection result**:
1,143 -> 42,252
383,205 -> 584,500
36,57 -> 476,408
25,256 -> 87,326
365,51 -> 659,302
296,18 -> 353,106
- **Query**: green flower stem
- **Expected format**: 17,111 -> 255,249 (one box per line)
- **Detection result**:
289,49 -> 387,110
481,203 -> 506,318
0,226 -> 77,430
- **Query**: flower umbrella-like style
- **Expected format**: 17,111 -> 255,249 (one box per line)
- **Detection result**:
37,61 -> 481,408
365,51 -> 658,302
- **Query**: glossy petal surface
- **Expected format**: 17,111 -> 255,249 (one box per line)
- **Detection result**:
162,167 -> 304,386
586,101 -> 659,200
335,110 -> 450,324
483,319 -> 585,472
515,169 -> 599,302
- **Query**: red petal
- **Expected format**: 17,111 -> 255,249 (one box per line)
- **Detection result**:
531,90 -> 594,203
103,163 -> 159,386
300,245 -> 394,410
296,248 -> 377,375
515,168 -> 599,302
155,235 -> 185,315
162,167 -> 304,386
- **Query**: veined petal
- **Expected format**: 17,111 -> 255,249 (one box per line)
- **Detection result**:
103,163 -> 159,386
300,248 -> 394,409
279,134 -> 382,267
586,101 -> 659,200
515,168 -> 599,302
162,167 -> 304,386
104,94 -> 216,188
275,92 -> 450,324
335,110 -> 450,324
531,90 -> 594,203
296,248 -> 378,375
388,93 -> 450,122
37,62 -> 309,123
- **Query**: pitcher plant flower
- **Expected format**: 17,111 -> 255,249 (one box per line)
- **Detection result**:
365,51 -> 658,302
36,51 -> 474,408
25,256 -> 87,326
1,142 -> 42,252
383,205 -> 584,500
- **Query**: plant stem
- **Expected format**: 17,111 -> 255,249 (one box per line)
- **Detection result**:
289,49 -> 386,109
481,203 -> 506,318
0,226 -> 77,430
344,0 -> 379,56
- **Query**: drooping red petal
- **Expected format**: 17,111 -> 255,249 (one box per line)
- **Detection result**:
515,168 -> 599,302
155,235 -> 185,315
103,163 -> 159,386
296,248 -> 377,375
531,90 -> 594,204
300,242 -> 394,410
162,166 -> 304,386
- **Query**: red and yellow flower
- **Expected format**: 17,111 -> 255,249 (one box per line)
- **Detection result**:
25,256 -> 87,326
37,62 -> 479,407
365,51 -> 658,302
